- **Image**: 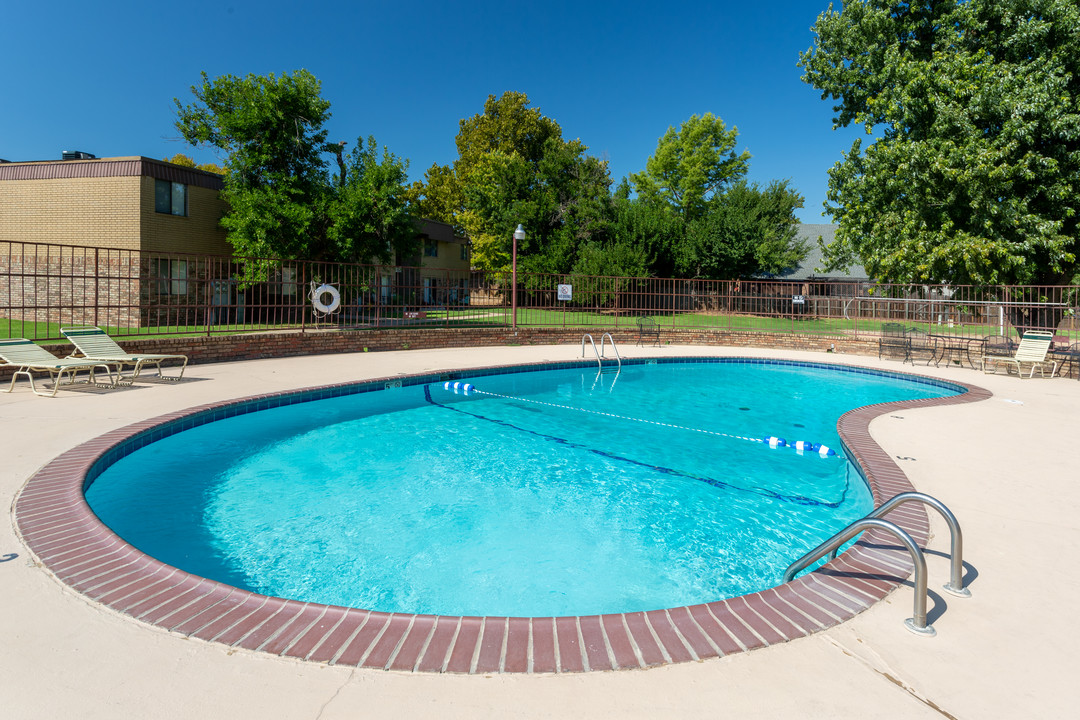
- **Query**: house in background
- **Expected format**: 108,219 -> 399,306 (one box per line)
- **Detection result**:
771,223 -> 870,288
0,153 -> 471,328
416,218 -> 471,306
0,153 -> 231,255
0,153 -> 230,328
740,223 -> 870,317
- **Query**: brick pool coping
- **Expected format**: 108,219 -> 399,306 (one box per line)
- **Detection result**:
13,357 -> 991,674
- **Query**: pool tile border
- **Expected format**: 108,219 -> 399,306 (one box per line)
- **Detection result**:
13,357 -> 990,674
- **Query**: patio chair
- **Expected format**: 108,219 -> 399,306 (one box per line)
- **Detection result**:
636,316 -> 660,347
907,328 -> 938,365
61,326 -> 188,383
0,338 -> 118,397
983,334 -> 1016,358
981,330 -> 1058,378
1051,341 -> 1080,381
878,323 -> 910,361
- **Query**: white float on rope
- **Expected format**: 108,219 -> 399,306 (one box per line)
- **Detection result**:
312,283 -> 340,314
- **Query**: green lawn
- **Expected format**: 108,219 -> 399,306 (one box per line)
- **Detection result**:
0,318 -> 298,343
5,311 -> 1073,343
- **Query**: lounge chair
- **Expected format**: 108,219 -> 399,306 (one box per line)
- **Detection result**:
0,338 -> 118,397
981,330 -> 1058,378
61,326 -> 188,383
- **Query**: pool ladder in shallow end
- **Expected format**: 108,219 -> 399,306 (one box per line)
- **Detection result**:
783,492 -> 970,637
582,333 -> 622,371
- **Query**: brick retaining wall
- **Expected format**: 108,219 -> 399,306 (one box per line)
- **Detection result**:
4,328 -> 1075,380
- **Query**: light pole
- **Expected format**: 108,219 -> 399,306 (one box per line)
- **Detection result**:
512,224 -> 524,330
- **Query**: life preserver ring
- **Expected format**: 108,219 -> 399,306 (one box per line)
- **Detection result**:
312,283 -> 340,314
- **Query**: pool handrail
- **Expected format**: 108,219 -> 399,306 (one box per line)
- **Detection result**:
581,333 -> 622,370
600,332 -> 622,369
820,491 -> 969,598
783,517 -> 936,636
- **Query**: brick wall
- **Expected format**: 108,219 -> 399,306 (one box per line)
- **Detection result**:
0,176 -> 142,249
140,178 -> 231,256
7,329 -> 1075,380
0,328 -> 894,379
0,248 -> 142,327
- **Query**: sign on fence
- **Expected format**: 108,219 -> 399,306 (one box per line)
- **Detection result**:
557,284 -> 573,301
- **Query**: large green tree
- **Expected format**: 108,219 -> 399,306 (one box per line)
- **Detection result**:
677,180 -> 806,280
629,113 -> 805,278
801,0 -> 1080,298
629,113 -> 751,221
411,92 -> 614,273
326,137 -> 416,263
175,70 -> 414,265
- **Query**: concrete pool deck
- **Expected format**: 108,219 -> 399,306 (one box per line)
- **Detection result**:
1,343 -> 1077,718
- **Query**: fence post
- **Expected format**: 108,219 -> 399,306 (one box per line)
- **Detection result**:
93,247 -> 99,329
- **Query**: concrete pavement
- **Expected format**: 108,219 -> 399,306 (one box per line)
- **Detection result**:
2,344 -> 1077,719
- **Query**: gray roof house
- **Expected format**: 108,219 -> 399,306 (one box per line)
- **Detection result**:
768,223 -> 869,282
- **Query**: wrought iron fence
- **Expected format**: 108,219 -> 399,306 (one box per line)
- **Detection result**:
2,240 -> 1077,344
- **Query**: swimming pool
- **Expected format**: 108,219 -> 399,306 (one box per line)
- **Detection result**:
84,359 -> 957,618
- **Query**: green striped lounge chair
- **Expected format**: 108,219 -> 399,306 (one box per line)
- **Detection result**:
0,338 -> 118,397
61,326 -> 189,383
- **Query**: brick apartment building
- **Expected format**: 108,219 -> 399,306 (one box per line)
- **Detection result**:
0,153 -> 470,329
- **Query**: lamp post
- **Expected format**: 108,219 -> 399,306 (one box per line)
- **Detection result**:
512,224 -> 525,330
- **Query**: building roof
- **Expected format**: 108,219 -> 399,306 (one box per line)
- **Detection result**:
0,156 -> 224,190
766,223 -> 869,281
415,217 -> 467,245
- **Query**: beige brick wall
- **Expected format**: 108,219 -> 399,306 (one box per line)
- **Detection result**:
0,173 -> 230,256
140,177 -> 231,256
421,239 -> 470,272
0,176 -> 142,249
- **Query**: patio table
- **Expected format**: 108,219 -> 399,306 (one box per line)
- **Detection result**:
929,334 -> 986,369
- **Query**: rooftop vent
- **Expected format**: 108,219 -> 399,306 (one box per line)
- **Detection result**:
62,150 -> 96,160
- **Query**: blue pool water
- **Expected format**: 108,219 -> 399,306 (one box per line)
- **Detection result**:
86,360 -> 958,617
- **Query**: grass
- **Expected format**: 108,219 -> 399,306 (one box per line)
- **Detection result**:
0,318 -> 298,343
5,311 -> 1075,343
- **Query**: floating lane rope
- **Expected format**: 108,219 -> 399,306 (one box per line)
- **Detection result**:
424,385 -> 851,508
440,382 -> 840,459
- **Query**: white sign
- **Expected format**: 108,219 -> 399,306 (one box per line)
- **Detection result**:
557,284 -> 573,301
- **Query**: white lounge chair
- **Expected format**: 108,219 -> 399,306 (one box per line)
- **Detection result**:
61,326 -> 188,383
0,338 -> 118,397
981,330 -> 1058,378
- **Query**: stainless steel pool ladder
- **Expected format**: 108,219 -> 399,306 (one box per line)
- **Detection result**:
581,333 -> 622,370
782,492 -> 969,636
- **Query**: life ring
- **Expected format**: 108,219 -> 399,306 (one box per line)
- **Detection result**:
312,283 -> 340,314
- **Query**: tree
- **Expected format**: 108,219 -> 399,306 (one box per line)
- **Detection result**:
629,113 -> 751,220
454,91 -> 563,175
610,197 -> 686,278
800,0 -> 1080,309
162,153 -> 228,175
326,137 -> 415,264
174,70 -> 415,266
406,162 -> 461,225
676,180 -> 806,280
414,92 -> 615,273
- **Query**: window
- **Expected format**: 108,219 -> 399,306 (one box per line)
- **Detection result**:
423,239 -> 438,258
155,179 -> 187,216
151,258 -> 188,295
281,267 -> 297,297
460,243 -> 470,262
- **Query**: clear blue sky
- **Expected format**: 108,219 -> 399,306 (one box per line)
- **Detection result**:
1,0 -> 865,222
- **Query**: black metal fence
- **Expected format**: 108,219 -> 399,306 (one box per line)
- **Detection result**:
2,240 -> 1078,343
